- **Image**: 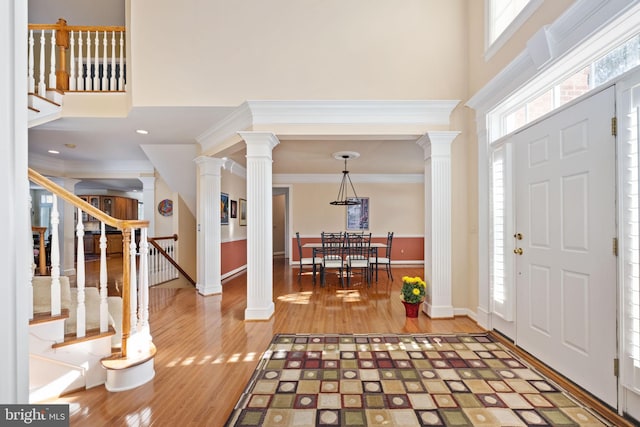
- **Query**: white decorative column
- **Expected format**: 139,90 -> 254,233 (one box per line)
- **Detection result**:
194,156 -> 224,295
417,131 -> 459,318
238,131 -> 280,321
138,175 -> 156,236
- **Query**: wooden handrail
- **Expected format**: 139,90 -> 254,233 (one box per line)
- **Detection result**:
28,168 -> 148,230
28,24 -> 126,32
148,239 -> 196,286
149,234 -> 178,242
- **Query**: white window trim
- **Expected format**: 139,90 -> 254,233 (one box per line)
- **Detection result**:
485,0 -> 543,61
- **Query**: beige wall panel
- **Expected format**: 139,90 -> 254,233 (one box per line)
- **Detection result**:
130,0 -> 468,106
176,194 -> 197,278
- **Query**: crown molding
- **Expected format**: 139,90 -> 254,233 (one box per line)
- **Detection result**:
467,0 -> 640,113
273,173 -> 423,185
197,100 -> 459,156
246,100 -> 459,125
28,152 -> 153,178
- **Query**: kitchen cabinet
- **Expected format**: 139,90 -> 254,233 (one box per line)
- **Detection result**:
79,195 -> 138,221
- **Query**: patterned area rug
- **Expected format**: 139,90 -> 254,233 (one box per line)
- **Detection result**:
225,333 -> 613,426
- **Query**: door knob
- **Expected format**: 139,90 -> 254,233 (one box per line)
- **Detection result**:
514,233 -> 523,240
513,248 -> 523,255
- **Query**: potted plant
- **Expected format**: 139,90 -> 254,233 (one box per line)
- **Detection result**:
400,276 -> 426,317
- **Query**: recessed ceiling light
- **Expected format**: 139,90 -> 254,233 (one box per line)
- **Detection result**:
64,143 -> 76,149
136,129 -> 149,135
48,150 -> 60,154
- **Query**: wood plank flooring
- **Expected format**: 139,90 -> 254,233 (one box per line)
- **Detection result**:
46,257 -> 484,426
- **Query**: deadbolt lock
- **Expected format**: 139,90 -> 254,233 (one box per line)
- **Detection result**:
513,248 -> 523,255
514,233 -> 523,240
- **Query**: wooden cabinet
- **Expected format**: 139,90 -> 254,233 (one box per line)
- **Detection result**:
80,195 -> 138,221
90,233 -> 124,254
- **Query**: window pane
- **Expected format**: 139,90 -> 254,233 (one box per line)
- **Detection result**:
490,0 -> 530,43
505,106 -> 526,134
593,34 -> 640,87
527,89 -> 553,122
557,66 -> 591,107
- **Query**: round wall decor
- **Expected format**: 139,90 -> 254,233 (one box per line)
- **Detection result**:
158,199 -> 173,216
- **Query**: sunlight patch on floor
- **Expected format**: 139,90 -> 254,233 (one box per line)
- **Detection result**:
277,291 -> 312,304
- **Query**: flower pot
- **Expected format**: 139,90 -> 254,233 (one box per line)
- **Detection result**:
402,300 -> 421,318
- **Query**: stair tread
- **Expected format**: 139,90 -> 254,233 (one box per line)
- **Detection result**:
101,342 -> 156,370
29,309 -> 69,325
52,325 -> 116,349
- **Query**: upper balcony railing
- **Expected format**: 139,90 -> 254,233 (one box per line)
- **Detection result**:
28,18 -> 126,96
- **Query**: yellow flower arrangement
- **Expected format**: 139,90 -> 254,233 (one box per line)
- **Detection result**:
400,276 -> 426,304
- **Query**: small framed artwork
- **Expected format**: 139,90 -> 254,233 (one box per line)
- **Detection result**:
221,193 -> 229,225
239,198 -> 247,226
230,200 -> 237,218
346,197 -> 369,230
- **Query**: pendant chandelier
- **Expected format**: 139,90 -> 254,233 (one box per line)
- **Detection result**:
330,152 -> 361,206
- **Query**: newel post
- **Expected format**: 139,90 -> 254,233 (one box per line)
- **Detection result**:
55,18 -> 69,91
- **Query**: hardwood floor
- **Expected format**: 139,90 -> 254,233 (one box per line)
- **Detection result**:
48,257 -> 484,426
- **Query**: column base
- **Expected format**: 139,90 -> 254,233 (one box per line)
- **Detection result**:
423,301 -> 454,318
245,302 -> 275,321
197,282 -> 222,296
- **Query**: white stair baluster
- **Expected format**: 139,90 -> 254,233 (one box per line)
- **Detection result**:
75,208 -> 86,338
48,30 -> 56,90
118,31 -> 124,90
93,31 -> 99,90
110,31 -> 116,90
76,31 -> 84,91
102,31 -> 108,90
129,228 -> 138,334
49,196 -> 61,316
85,31 -> 92,91
99,222 -> 109,333
28,30 -> 35,93
38,30 -> 46,96
68,31 -> 76,91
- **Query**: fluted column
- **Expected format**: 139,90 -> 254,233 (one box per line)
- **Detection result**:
194,156 -> 224,295
238,131 -> 280,320
417,132 -> 459,318
138,175 -> 156,236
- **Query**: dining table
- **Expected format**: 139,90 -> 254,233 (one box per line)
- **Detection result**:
302,242 -> 388,282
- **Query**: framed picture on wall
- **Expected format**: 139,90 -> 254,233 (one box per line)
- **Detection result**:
239,198 -> 247,226
221,193 -> 229,225
346,197 -> 369,230
230,200 -> 237,218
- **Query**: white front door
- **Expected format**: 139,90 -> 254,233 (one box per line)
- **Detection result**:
514,87 -> 617,406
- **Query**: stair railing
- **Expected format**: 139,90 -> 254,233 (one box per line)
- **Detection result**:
148,234 -> 196,287
28,18 -> 126,94
28,168 -> 151,360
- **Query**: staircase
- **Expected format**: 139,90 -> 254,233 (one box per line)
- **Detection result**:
28,90 -> 63,128
28,169 -> 156,402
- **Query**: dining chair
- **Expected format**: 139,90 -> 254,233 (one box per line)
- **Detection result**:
295,232 -> 322,283
320,232 -> 345,287
345,232 -> 372,287
370,231 -> 393,281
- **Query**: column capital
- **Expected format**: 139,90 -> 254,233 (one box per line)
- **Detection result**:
238,131 -> 280,155
416,131 -> 460,159
194,156 -> 224,176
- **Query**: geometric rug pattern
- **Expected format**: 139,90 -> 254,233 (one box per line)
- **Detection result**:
225,333 -> 613,426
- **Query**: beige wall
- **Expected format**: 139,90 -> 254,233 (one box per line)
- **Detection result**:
292,182 -> 423,236
221,168 -> 247,241
129,0 -> 468,106
176,194 -> 197,279
154,173 -> 174,237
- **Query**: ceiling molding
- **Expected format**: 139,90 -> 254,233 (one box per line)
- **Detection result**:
198,99 -> 459,157
246,100 -> 459,125
273,173 -> 423,185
